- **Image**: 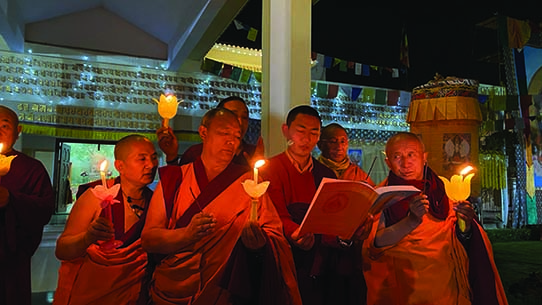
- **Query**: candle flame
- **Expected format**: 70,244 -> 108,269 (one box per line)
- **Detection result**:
459,165 -> 474,176
254,159 -> 266,169
99,160 -> 108,172
0,143 -> 3,154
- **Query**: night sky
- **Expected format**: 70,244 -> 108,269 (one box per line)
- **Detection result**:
217,1 -> 542,91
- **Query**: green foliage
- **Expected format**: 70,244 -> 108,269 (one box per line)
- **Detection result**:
486,226 -> 541,243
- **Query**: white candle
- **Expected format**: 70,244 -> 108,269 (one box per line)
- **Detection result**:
253,159 -> 266,184
99,160 -> 108,189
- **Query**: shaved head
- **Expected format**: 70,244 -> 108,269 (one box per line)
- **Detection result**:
0,106 -> 19,127
385,132 -> 425,156
114,135 -> 153,161
200,107 -> 239,129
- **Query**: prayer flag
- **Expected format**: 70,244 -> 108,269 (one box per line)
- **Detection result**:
400,26 -> 410,68
247,28 -> 258,41
317,83 -> 328,98
355,63 -> 362,75
327,84 -> 339,98
351,87 -> 362,101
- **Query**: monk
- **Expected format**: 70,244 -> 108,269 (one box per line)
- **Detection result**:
157,95 -> 264,167
262,105 -> 364,305
142,108 -> 301,305
0,105 -> 55,305
316,122 -> 376,304
317,123 -> 375,186
54,134 -> 158,305
362,132 -> 508,305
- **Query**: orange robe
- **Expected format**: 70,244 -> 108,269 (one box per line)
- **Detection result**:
54,182 -> 152,305
362,202 -> 508,305
150,162 -> 301,305
339,162 -> 375,186
54,241 -> 148,305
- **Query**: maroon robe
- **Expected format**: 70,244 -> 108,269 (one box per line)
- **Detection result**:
0,150 -> 55,305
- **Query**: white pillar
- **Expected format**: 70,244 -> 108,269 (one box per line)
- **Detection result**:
261,0 -> 312,157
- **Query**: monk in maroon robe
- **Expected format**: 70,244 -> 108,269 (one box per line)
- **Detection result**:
0,105 -> 55,305
143,108 -> 301,305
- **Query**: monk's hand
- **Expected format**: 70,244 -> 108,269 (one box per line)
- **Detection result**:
156,124 -> 179,162
241,221 -> 267,250
291,228 -> 315,250
353,214 -> 374,241
454,200 -> 475,232
0,186 -> 9,208
86,217 -> 115,244
408,194 -> 429,226
187,212 -> 216,242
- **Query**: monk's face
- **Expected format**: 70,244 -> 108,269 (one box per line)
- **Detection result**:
223,100 -> 249,139
318,128 -> 349,162
115,140 -> 158,188
385,137 -> 427,181
282,113 -> 320,160
200,112 -> 242,164
0,107 -> 21,154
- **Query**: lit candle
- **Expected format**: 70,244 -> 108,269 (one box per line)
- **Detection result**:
99,160 -> 108,189
0,143 -> 17,177
439,165 -> 475,232
253,159 -> 266,184
153,92 -> 180,128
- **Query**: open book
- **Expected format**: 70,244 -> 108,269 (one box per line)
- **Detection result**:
297,177 -> 420,240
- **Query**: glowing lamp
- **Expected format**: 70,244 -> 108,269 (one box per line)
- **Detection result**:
439,165 -> 475,232
153,93 -> 180,128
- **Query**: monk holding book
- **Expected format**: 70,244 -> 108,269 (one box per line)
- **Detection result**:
362,132 -> 508,305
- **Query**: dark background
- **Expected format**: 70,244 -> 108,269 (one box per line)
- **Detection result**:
217,1 -> 542,90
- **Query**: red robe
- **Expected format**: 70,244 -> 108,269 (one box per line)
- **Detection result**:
0,150 -> 55,305
263,153 -> 365,305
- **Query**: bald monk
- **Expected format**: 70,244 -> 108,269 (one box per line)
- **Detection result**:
0,105 -> 55,305
157,95 -> 264,167
317,123 -> 375,186
362,132 -> 508,305
54,135 -> 158,305
142,108 -> 301,305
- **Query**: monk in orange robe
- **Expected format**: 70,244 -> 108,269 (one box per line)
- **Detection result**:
362,132 -> 508,305
317,123 -> 375,185
142,108 -> 301,305
54,135 -> 158,305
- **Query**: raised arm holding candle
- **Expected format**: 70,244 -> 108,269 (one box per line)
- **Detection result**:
153,92 -> 181,128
